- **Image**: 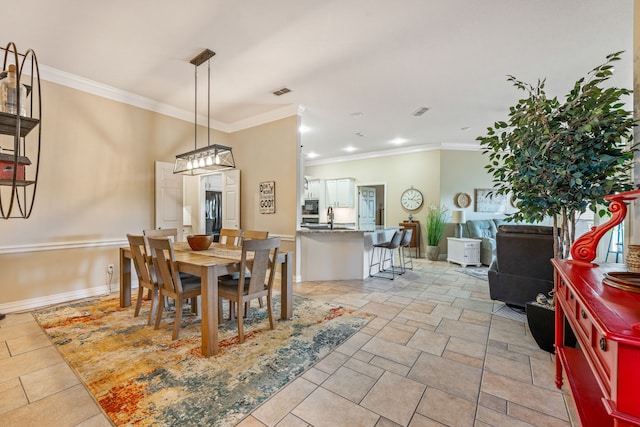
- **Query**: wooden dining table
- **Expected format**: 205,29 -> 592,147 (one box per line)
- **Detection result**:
119,241 -> 294,357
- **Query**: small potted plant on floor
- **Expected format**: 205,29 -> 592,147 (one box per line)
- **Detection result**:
426,204 -> 449,261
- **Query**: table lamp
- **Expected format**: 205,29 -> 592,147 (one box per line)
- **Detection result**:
452,210 -> 466,238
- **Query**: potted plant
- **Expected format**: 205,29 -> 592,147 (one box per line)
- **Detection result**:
425,204 -> 449,260
477,51 -> 636,259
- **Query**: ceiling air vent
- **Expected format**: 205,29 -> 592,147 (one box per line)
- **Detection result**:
272,87 -> 291,96
412,107 -> 430,117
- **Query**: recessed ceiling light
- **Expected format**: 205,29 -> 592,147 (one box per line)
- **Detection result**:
306,152 -> 318,159
412,107 -> 430,117
272,87 -> 291,96
344,146 -> 357,153
390,137 -> 408,145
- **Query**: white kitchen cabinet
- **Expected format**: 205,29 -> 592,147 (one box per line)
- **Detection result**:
326,178 -> 355,208
446,238 -> 482,267
305,179 -> 322,199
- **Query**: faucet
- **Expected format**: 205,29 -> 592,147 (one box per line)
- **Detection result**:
327,206 -> 334,230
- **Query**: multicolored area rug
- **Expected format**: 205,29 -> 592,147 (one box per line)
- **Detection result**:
34,295 -> 372,426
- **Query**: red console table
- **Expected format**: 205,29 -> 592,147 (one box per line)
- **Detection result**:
553,189 -> 640,426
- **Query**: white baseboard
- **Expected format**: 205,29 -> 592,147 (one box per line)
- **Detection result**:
0,284 -> 116,314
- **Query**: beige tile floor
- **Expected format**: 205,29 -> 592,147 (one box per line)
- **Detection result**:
0,259 -> 578,427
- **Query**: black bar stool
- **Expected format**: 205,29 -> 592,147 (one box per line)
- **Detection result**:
399,228 -> 413,273
369,230 -> 404,280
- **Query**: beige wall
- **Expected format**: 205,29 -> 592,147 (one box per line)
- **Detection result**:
231,116 -> 299,241
0,80 -> 299,311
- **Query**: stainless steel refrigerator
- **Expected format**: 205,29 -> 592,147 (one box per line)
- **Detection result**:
205,191 -> 222,240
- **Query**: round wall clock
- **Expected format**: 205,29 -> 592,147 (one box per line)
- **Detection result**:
401,187 -> 424,211
455,192 -> 471,208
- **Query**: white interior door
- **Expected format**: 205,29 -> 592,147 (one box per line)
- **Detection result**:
222,169 -> 241,229
154,161 -> 184,241
358,186 -> 376,228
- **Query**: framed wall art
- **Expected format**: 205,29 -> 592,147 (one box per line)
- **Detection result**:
259,181 -> 276,214
474,188 -> 507,213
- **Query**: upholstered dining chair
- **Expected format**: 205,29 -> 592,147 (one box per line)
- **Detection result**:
147,237 -> 202,340
219,228 -> 243,246
127,234 -> 158,325
217,237 -> 281,343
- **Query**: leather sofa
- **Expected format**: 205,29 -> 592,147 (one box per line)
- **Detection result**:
487,224 -> 555,308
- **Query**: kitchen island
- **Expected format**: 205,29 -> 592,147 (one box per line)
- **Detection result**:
298,225 -> 397,281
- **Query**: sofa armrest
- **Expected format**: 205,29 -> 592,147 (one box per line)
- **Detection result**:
480,237 -> 496,265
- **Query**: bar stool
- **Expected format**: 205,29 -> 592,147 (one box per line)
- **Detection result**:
399,228 -> 413,273
369,230 -> 404,280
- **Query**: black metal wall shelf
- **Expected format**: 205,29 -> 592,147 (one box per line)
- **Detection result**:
0,42 -> 42,219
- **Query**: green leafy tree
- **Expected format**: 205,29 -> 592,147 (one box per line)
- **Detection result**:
477,51 -> 636,259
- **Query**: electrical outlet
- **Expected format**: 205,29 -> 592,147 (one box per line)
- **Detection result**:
107,264 -> 114,274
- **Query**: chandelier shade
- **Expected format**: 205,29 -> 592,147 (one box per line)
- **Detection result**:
174,143 -> 235,175
174,49 -> 235,175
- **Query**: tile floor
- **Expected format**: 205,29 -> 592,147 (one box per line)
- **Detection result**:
0,259 -> 577,426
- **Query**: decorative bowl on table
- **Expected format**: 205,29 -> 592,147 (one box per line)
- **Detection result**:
187,234 -> 213,251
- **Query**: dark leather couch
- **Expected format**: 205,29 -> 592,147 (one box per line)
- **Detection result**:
487,224 -> 555,307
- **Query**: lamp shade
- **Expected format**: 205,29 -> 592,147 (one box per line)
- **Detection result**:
452,210 -> 466,224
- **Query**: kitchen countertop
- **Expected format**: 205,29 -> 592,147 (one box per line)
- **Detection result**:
298,225 -> 393,233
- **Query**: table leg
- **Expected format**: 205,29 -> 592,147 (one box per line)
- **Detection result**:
119,248 -> 131,308
200,265 -> 219,357
280,252 -> 293,320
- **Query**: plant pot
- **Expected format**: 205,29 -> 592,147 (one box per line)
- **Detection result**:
426,245 -> 440,261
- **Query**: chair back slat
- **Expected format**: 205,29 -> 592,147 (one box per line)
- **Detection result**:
144,228 -> 178,241
242,230 -> 269,241
148,237 -> 183,294
219,228 -> 243,246
127,234 -> 153,287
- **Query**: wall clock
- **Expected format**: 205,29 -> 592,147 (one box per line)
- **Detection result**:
401,187 -> 424,211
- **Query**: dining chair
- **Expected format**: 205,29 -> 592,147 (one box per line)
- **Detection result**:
219,228 -> 243,246
217,237 -> 281,343
127,234 -> 158,325
147,236 -> 202,340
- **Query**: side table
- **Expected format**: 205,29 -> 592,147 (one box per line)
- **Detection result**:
446,237 -> 482,267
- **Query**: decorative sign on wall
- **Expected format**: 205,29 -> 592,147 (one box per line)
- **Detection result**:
259,181 -> 276,214
474,188 -> 507,213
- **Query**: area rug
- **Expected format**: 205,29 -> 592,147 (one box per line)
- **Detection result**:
455,267 -> 489,281
34,295 -> 372,426
492,304 -> 527,323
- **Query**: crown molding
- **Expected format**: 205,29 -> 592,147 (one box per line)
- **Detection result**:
305,141 -> 481,166
39,65 -> 299,133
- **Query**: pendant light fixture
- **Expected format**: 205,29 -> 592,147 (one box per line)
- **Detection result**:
174,49 -> 235,175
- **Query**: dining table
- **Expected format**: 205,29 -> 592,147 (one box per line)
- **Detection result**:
119,241 -> 294,357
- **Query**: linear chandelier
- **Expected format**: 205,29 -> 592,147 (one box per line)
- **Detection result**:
174,49 -> 235,175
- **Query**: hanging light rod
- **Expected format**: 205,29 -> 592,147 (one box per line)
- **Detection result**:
190,49 -> 215,66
